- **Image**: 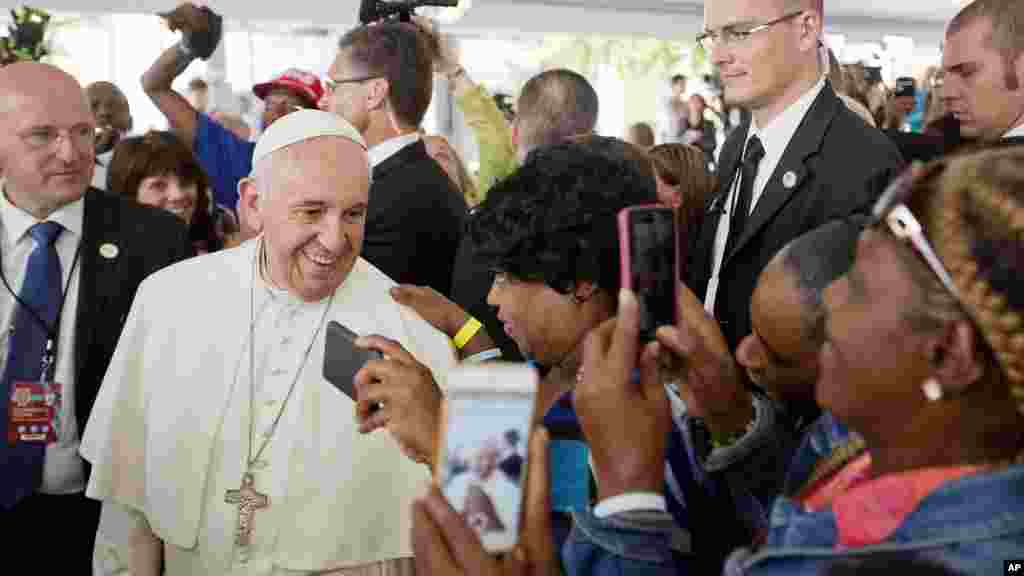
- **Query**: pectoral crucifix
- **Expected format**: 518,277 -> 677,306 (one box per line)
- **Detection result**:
225,472 -> 269,547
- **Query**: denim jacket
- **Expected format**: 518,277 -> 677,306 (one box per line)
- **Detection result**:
724,465 -> 1024,575
562,465 -> 1024,576
561,408 -> 857,576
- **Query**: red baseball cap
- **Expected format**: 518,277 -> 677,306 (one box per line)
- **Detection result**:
252,68 -> 324,108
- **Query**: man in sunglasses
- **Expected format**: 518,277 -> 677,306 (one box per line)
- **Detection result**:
142,3 -> 323,213
942,0 -> 1024,146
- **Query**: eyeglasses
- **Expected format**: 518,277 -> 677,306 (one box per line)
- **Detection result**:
870,161 -> 960,301
19,125 -> 96,151
323,74 -> 384,95
696,11 -> 804,52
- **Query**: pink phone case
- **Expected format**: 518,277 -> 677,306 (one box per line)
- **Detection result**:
617,205 -> 679,327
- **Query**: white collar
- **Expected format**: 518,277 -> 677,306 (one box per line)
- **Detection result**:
1003,123 -> 1024,140
368,132 -> 421,168
0,180 -> 85,247
748,76 -> 827,160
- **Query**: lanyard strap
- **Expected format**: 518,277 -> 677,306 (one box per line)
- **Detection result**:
0,236 -> 83,379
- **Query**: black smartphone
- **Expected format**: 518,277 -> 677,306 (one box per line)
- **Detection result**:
323,321 -> 383,400
618,205 -> 678,341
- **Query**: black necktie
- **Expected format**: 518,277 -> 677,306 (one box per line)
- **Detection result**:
724,136 -> 765,258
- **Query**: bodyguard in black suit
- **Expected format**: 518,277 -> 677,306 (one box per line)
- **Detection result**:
365,139 -> 466,297
0,63 -> 192,572
323,23 -> 467,298
689,1 -> 903,354
688,81 -> 903,350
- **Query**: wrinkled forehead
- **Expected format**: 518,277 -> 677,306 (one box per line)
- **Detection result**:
704,0 -> 785,29
2,89 -> 93,130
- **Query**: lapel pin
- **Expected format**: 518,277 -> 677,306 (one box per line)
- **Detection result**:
99,243 -> 119,260
783,171 -> 798,190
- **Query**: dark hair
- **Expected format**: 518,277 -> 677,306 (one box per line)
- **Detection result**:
648,143 -> 717,240
468,136 -> 657,299
671,74 -> 687,85
780,219 -> 863,344
188,77 -> 208,92
516,69 -> 599,153
338,22 -> 434,128
106,131 -> 221,251
822,554 -> 964,576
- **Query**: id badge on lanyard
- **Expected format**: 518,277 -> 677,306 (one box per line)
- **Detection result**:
7,338 -> 63,445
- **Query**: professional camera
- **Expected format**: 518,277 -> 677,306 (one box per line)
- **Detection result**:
359,0 -> 461,24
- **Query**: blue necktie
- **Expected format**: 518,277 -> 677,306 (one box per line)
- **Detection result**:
1,221 -> 64,509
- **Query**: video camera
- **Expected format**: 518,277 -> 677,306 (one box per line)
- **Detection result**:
359,0 -> 461,24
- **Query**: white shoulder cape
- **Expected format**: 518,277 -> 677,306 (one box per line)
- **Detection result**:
80,239 -> 455,568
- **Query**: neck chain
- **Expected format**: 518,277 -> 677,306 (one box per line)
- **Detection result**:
246,239 -> 334,471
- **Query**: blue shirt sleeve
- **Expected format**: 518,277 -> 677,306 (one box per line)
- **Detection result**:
194,112 -> 255,211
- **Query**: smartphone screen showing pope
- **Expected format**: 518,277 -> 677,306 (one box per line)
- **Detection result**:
435,363 -> 538,553
618,205 -> 677,340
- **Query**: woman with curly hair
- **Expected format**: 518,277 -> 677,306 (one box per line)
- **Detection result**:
107,131 -> 237,254
723,146 -> 1024,574
468,135 -> 657,408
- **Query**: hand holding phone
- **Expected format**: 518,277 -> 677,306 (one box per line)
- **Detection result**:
350,334 -> 444,465
435,363 -> 538,553
323,321 -> 383,401
618,205 -> 678,340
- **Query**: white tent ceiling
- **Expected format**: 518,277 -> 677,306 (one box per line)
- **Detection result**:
4,0 -> 957,44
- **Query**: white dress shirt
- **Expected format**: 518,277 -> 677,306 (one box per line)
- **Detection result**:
1003,123 -> 1024,139
0,186 -> 85,494
368,132 -> 421,169
91,150 -> 112,190
703,77 -> 827,314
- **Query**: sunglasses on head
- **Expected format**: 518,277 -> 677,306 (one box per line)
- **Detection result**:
869,161 -> 959,301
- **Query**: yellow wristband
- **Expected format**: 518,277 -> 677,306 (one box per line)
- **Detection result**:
453,317 -> 482,350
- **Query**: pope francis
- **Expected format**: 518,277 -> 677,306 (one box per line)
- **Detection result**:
80,110 -> 455,575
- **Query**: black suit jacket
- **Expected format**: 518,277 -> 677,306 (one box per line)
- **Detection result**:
74,189 -> 193,440
363,140 -> 468,297
686,83 -> 904,350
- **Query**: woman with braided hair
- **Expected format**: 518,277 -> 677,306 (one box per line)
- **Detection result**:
724,147 -> 1024,575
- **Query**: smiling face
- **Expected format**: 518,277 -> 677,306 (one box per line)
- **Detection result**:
942,15 -> 1024,142
703,0 -> 818,119
251,136 -> 370,302
136,173 -> 198,226
0,64 -> 96,218
86,81 -> 131,135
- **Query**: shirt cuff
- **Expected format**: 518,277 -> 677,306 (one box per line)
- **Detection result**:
593,492 -> 667,518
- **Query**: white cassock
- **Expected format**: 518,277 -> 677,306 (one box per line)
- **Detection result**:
81,238 -> 455,575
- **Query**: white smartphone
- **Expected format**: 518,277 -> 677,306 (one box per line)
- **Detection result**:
434,363 -> 539,553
